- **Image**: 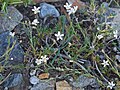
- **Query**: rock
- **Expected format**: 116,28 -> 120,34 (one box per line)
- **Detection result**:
38,73 -> 49,79
0,31 -> 24,65
72,75 -> 100,89
30,69 -> 37,76
117,52 -> 120,54
3,73 -> 23,88
33,0 -> 64,3
30,76 -> 39,85
56,80 -> 72,90
31,80 -> 55,90
99,2 -> 116,23
4,87 -> 8,90
115,55 -> 120,62
39,3 -> 60,18
110,8 -> 120,26
110,8 -> 120,45
113,47 -> 118,52
102,2 -> 109,9
72,87 -> 81,90
0,6 -> 23,33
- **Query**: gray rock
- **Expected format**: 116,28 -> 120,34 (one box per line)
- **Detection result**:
110,8 -> 120,45
30,76 -> 39,85
0,31 -> 24,65
102,2 -> 109,8
31,80 -> 54,90
110,8 -> 120,28
0,6 -> 23,33
3,73 -> 23,88
99,2 -> 116,23
115,55 -> 120,62
72,75 -> 100,89
30,69 -> 37,76
113,47 -> 118,52
39,3 -> 60,18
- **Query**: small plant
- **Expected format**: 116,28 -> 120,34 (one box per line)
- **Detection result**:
0,0 -> 120,89
0,0 -> 33,12
23,0 -> 120,89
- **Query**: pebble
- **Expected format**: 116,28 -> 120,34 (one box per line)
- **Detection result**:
30,80 -> 55,90
39,3 -> 60,18
38,73 -> 49,79
0,31 -> 24,65
72,75 -> 100,89
115,55 -> 120,62
30,69 -> 37,76
3,73 -> 23,88
0,6 -> 23,33
56,80 -> 72,90
30,76 -> 39,85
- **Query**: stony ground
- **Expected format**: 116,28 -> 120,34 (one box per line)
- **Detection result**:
0,0 -> 120,90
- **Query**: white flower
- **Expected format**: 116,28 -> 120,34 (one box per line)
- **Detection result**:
32,6 -> 40,14
35,58 -> 43,65
97,34 -> 103,40
74,6 -> 78,12
97,27 -> 100,30
10,58 -> 13,60
101,60 -> 109,67
107,81 -> 115,89
8,16 -> 12,19
64,3 -> 72,10
19,40 -> 22,43
55,31 -> 64,41
64,3 -> 78,15
9,32 -> 15,37
68,42 -> 72,47
90,45 -> 95,49
113,30 -> 118,39
32,26 -> 37,29
67,6 -> 78,15
40,55 -> 49,64
32,19 -> 39,26
35,55 -> 49,65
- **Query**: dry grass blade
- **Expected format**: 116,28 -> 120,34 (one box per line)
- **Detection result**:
0,72 -> 11,85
